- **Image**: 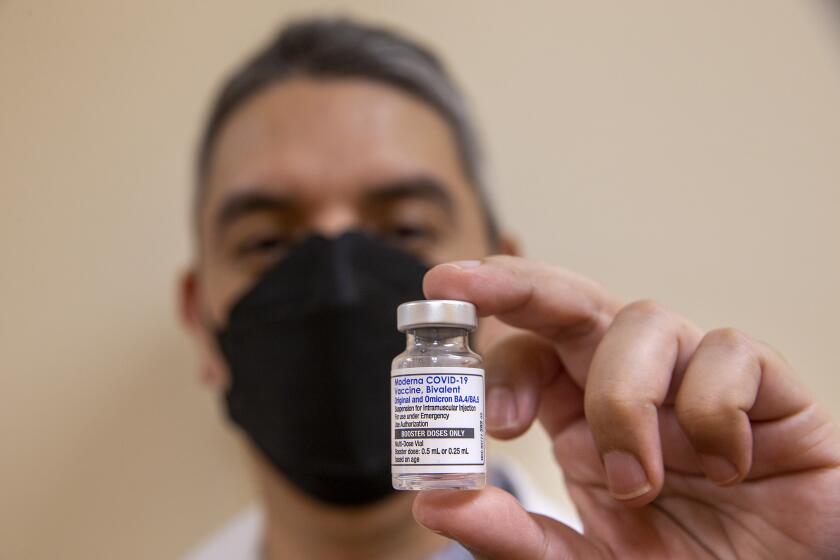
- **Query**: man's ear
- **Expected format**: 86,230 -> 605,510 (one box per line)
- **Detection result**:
178,267 -> 229,389
179,267 -> 202,334
495,232 -> 521,257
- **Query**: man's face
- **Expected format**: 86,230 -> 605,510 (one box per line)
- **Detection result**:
185,78 -> 497,383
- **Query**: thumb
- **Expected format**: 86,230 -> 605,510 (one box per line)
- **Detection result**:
412,486 -> 604,560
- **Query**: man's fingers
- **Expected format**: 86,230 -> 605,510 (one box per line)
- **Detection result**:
674,328 -> 759,485
674,328 -> 813,484
483,332 -> 568,438
424,257 -> 622,380
412,486 -> 605,560
412,487 -> 546,560
584,300 -> 702,506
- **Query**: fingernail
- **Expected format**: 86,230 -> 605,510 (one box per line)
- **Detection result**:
603,451 -> 651,500
414,520 -> 451,539
447,259 -> 482,269
700,454 -> 740,485
430,529 -> 450,538
486,385 -> 517,429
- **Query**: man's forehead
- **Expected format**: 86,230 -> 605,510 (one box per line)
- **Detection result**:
203,77 -> 465,209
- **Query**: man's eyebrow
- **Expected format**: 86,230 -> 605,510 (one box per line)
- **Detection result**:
362,176 -> 455,214
214,190 -> 294,232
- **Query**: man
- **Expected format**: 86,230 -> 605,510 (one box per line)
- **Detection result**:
180,17 -> 840,559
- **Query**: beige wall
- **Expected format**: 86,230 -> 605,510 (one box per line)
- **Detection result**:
1,1 -> 838,558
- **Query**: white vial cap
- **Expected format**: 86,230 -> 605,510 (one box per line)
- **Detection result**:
397,299 -> 478,332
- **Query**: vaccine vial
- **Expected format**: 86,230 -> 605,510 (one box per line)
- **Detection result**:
391,299 -> 486,491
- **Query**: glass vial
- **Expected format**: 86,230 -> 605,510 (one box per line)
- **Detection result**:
391,299 -> 486,491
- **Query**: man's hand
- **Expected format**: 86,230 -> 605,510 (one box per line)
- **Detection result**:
412,257 -> 840,559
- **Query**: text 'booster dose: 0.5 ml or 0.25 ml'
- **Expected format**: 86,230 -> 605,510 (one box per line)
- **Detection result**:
391,299 -> 486,490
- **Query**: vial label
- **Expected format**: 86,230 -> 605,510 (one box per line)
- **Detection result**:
391,366 -> 485,474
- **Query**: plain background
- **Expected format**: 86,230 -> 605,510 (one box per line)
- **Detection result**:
1,1 -> 838,558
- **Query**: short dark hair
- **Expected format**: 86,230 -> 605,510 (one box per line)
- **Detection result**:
195,17 -> 499,244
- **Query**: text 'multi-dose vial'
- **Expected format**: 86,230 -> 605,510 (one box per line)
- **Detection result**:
391,299 -> 486,491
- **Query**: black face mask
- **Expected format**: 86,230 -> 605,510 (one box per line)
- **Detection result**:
216,232 -> 427,506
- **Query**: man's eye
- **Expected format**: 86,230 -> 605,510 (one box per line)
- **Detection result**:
386,224 -> 437,242
235,235 -> 288,256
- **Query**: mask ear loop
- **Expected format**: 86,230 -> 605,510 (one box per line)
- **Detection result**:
201,305 -> 232,364
188,302 -> 234,391
199,304 -> 222,336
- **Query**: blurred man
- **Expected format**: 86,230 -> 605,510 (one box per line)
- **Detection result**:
180,17 -> 840,559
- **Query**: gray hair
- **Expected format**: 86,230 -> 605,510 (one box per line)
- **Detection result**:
196,17 -> 499,243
